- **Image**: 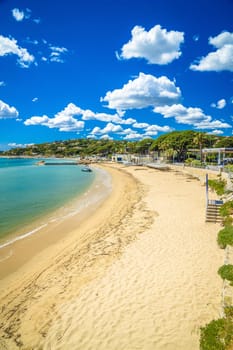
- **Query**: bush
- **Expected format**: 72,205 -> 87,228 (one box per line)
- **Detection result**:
208,178 -> 227,196
218,265 -> 233,285
222,216 -> 233,227
217,226 -> 233,249
220,201 -> 233,218
224,306 -> 233,319
185,158 -> 193,165
200,318 -> 233,350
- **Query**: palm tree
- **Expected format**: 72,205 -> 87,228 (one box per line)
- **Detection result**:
193,132 -> 207,163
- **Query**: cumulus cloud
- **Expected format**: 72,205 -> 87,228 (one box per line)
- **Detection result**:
0,100 -> 19,119
101,72 -> 181,110
195,119 -> 231,130
100,134 -> 113,140
145,124 -> 173,133
24,104 -> 84,132
208,130 -> 224,135
90,123 -> 123,136
154,103 -> 231,130
0,35 -> 35,68
12,8 -> 31,21
119,25 -> 184,64
211,98 -> 226,109
12,8 -> 25,21
82,109 -> 135,125
133,122 -> 149,129
32,97 -> 38,102
124,131 -> 143,140
190,31 -> 233,72
24,102 -> 138,133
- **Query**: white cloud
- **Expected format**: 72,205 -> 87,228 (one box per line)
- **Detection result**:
195,119 -> 231,130
193,35 -> 199,42
8,142 -> 34,148
100,134 -> 113,140
33,18 -> 41,24
119,25 -> 184,64
12,8 -> 31,22
190,31 -> 233,72
82,109 -> 135,124
145,124 -> 173,133
49,46 -> 68,63
133,122 -> 149,129
124,132 -> 143,140
12,8 -> 25,21
32,97 -> 38,102
0,81 -> 5,87
211,98 -> 226,109
101,72 -> 181,110
154,103 -> 231,130
208,130 -> 224,135
0,100 -> 19,119
0,35 -> 35,68
24,104 -> 85,132
91,123 -> 123,136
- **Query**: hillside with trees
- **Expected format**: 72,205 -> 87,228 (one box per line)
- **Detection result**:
2,131 -> 233,162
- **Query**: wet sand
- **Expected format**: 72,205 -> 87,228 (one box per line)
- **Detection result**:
0,164 -> 224,350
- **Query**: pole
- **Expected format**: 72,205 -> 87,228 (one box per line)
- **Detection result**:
206,173 -> 209,207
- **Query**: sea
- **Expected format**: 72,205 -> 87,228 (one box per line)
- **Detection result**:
0,158 -> 103,248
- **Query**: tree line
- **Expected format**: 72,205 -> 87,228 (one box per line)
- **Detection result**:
2,130 -> 233,162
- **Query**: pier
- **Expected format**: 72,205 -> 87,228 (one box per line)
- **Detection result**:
36,160 -> 78,166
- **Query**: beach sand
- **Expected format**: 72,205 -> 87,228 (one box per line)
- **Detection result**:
0,164 -> 224,350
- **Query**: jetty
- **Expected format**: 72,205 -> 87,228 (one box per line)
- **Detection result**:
36,160 -> 78,166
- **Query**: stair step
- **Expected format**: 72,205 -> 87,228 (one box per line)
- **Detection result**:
206,203 -> 223,223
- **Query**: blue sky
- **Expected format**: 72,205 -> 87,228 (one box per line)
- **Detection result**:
0,0 -> 233,150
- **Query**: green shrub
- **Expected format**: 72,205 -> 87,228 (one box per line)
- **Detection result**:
208,178 -> 227,196
218,265 -> 233,285
220,201 -> 233,218
185,158 -> 193,165
200,318 -> 233,350
224,306 -> 233,319
192,159 -> 203,167
222,216 -> 233,227
217,226 -> 233,249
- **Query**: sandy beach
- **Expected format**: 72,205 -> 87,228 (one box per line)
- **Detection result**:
0,163 -> 224,350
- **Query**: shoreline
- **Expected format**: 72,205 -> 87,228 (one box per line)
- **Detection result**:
0,165 -> 111,279
0,163 -> 224,350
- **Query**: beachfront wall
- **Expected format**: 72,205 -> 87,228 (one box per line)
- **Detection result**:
112,154 -> 154,164
169,164 -> 228,185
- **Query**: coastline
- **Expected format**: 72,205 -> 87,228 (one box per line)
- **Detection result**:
0,165 -> 111,278
0,163 -> 224,350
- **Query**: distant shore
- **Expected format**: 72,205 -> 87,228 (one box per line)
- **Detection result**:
0,163 -> 224,350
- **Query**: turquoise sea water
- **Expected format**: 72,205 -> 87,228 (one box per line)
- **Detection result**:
0,158 -> 95,244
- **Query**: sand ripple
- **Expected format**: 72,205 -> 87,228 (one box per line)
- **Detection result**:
0,165 -> 224,350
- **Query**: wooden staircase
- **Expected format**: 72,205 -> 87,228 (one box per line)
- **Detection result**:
205,201 -> 223,223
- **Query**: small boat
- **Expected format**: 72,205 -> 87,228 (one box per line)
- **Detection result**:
81,166 -> 92,172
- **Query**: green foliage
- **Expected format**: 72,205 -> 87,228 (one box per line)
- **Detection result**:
220,201 -> 233,218
218,265 -> 233,285
215,136 -> 233,148
200,318 -> 233,350
1,131 -> 224,160
208,178 -> 226,196
217,226 -> 233,248
224,164 -> 233,172
224,306 -> 233,319
222,216 -> 233,227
